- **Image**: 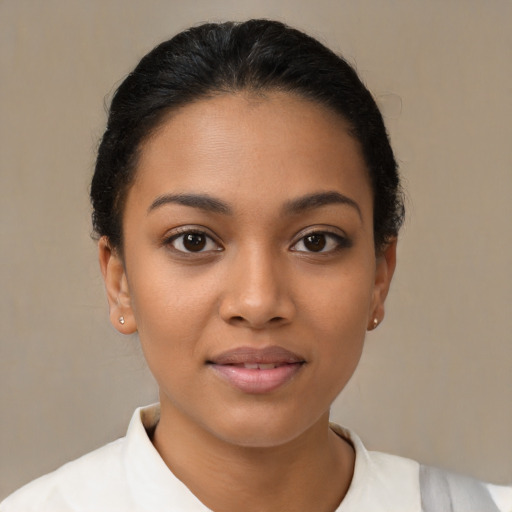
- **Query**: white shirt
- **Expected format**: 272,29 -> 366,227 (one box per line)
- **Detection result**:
2,404 -> 511,511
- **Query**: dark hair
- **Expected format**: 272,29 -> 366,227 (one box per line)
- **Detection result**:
91,19 -> 404,252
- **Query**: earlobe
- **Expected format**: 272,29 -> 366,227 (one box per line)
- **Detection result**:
98,236 -> 137,334
368,238 -> 397,331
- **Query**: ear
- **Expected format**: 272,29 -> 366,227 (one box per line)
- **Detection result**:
368,238 -> 397,331
98,236 -> 137,334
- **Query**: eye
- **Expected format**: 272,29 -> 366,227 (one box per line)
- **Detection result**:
166,230 -> 221,253
291,231 -> 350,253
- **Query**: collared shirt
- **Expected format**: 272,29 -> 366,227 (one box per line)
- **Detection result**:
2,404 -> 511,511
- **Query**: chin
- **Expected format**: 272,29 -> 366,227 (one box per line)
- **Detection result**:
202,407 -> 326,449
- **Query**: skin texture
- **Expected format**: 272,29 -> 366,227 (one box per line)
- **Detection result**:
99,92 -> 396,512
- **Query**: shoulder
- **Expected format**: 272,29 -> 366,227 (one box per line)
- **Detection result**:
419,464 -> 512,512
330,423 -> 512,512
331,423 -> 422,510
0,404 -> 175,512
0,438 -> 130,512
0,404 -> 210,512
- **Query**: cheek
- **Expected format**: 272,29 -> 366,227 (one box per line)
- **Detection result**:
129,276 -> 211,398
127,258 -> 226,362
300,262 -> 375,329
297,262 -> 375,379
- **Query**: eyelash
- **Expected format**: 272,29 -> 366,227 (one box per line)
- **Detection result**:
290,230 -> 351,254
164,228 -> 222,254
163,228 -> 351,255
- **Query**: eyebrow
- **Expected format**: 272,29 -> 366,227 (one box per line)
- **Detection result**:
283,191 -> 362,220
148,193 -> 232,215
147,190 -> 362,219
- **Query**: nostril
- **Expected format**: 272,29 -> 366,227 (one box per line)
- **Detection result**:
227,315 -> 286,328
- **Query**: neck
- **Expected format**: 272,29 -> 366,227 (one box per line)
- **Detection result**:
152,400 -> 355,512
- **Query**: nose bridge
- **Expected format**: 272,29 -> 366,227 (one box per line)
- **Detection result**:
219,242 -> 294,328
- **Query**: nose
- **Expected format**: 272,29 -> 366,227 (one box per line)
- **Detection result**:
219,248 -> 295,329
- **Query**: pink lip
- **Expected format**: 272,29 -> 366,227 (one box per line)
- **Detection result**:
207,346 -> 305,394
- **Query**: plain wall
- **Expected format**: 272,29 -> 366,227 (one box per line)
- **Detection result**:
1,0 -> 511,499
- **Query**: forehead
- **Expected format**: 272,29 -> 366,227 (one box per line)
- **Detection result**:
130,91 -> 372,215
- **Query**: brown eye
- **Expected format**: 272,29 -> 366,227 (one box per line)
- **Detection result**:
167,230 -> 221,253
291,231 -> 350,253
304,234 -> 326,252
183,233 -> 206,252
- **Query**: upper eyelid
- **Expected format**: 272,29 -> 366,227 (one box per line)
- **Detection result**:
164,225 -> 218,240
291,226 -> 348,241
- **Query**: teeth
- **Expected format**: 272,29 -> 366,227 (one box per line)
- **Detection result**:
242,363 -> 278,369
258,363 -> 277,370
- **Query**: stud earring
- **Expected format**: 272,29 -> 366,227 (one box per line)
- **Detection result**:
372,317 -> 379,329
119,316 -> 125,325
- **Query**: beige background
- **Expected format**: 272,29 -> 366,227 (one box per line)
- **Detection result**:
1,0 -> 511,500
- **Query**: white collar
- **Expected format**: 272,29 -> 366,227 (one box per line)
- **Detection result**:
122,404 -> 421,512
123,404 -> 212,511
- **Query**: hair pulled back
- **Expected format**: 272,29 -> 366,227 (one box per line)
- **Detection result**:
91,19 -> 404,251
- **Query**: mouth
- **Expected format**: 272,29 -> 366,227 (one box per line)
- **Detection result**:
207,346 -> 306,394
229,362 -> 291,370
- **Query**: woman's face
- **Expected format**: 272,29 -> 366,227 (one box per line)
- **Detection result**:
100,92 -> 395,447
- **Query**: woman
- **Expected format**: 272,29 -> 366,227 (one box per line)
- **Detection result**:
2,19 -> 511,512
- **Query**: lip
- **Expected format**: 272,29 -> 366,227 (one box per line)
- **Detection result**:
207,346 -> 306,394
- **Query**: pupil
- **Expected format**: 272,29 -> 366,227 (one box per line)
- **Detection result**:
184,233 -> 206,252
304,234 -> 326,252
